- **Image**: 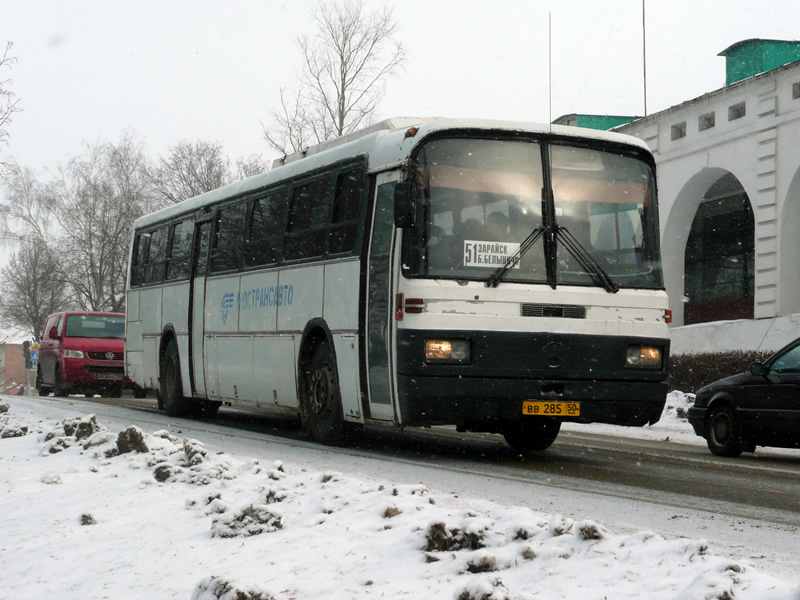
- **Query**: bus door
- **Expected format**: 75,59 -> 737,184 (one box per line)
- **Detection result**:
365,172 -> 402,421
189,219 -> 213,397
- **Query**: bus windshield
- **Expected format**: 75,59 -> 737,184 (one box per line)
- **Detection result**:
403,135 -> 663,290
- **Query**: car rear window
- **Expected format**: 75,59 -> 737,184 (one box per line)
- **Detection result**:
64,315 -> 125,339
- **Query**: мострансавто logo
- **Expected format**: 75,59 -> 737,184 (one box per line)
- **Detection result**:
220,292 -> 235,324
220,285 -> 294,324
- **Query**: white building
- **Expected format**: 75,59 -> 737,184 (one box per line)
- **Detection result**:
613,39 -> 800,355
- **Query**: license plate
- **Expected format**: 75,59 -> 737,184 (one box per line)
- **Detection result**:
96,373 -> 123,381
522,401 -> 580,417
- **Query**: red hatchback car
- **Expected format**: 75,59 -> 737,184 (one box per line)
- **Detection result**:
36,311 -> 132,397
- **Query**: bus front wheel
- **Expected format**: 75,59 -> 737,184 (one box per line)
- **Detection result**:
503,419 -> 561,452
161,338 -> 191,417
304,342 -> 355,446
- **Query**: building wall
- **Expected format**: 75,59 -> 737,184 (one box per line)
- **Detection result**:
0,343 -> 31,395
617,61 -> 800,355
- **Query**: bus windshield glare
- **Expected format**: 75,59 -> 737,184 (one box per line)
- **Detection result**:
403,136 -> 663,290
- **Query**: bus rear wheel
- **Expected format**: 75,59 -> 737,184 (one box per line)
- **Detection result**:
161,338 -> 191,417
304,342 -> 355,446
503,419 -> 561,452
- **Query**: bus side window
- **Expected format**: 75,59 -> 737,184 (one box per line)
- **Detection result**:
165,218 -> 194,280
130,233 -> 150,287
284,177 -> 331,261
144,226 -> 168,284
246,189 -> 286,267
211,201 -> 247,273
328,168 -> 365,255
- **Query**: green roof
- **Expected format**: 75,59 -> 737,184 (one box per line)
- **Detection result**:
719,38 -> 800,85
552,114 -> 640,130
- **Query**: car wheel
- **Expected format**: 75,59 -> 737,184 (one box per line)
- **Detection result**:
706,405 -> 744,457
53,367 -> 68,397
503,419 -> 562,452
303,341 -> 358,446
160,338 -> 191,417
133,387 -> 147,399
100,387 -> 122,398
35,368 -> 51,397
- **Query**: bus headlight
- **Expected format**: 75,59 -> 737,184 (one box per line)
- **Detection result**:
425,339 -> 470,363
626,345 -> 662,369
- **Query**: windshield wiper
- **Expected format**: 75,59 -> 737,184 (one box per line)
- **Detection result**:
556,226 -> 619,293
485,226 -> 545,288
484,224 -> 619,293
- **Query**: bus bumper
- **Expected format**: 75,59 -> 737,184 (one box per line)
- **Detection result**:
394,328 -> 669,428
396,374 -> 667,427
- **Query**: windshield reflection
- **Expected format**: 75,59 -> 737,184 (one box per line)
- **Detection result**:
403,135 -> 663,290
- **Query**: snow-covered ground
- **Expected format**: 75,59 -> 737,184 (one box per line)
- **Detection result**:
562,389 -> 702,443
1,393 -> 798,600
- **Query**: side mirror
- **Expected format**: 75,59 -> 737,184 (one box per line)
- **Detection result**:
49,327 -> 60,340
394,182 -> 415,229
750,362 -> 768,376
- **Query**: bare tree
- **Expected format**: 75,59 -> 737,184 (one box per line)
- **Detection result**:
263,0 -> 405,155
0,161 -> 57,243
0,239 -> 70,340
235,153 -> 269,180
0,42 -> 22,151
150,140 -> 230,204
266,88 -> 319,156
53,134 -> 155,312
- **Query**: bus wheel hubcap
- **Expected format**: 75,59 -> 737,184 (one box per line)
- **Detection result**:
310,365 -> 332,416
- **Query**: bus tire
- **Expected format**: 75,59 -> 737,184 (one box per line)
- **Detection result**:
503,419 -> 561,452
304,341 -> 354,446
161,338 -> 191,417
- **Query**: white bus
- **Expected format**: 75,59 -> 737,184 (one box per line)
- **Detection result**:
125,118 -> 670,451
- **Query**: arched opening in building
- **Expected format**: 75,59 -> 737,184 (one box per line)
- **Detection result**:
684,172 -> 754,325
779,166 -> 800,314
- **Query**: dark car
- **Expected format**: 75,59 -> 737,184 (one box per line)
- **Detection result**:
688,337 -> 800,457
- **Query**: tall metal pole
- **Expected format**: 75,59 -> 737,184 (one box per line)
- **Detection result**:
642,0 -> 648,116
549,12 -> 552,128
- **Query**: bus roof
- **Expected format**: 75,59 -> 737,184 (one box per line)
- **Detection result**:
133,117 -> 652,230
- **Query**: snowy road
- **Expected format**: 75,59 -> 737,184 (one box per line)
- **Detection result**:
21,393 -> 800,580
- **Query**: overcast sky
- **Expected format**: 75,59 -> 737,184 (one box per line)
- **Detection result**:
2,0 -> 798,173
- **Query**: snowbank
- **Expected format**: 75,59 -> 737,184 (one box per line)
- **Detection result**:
1,397 -> 797,599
